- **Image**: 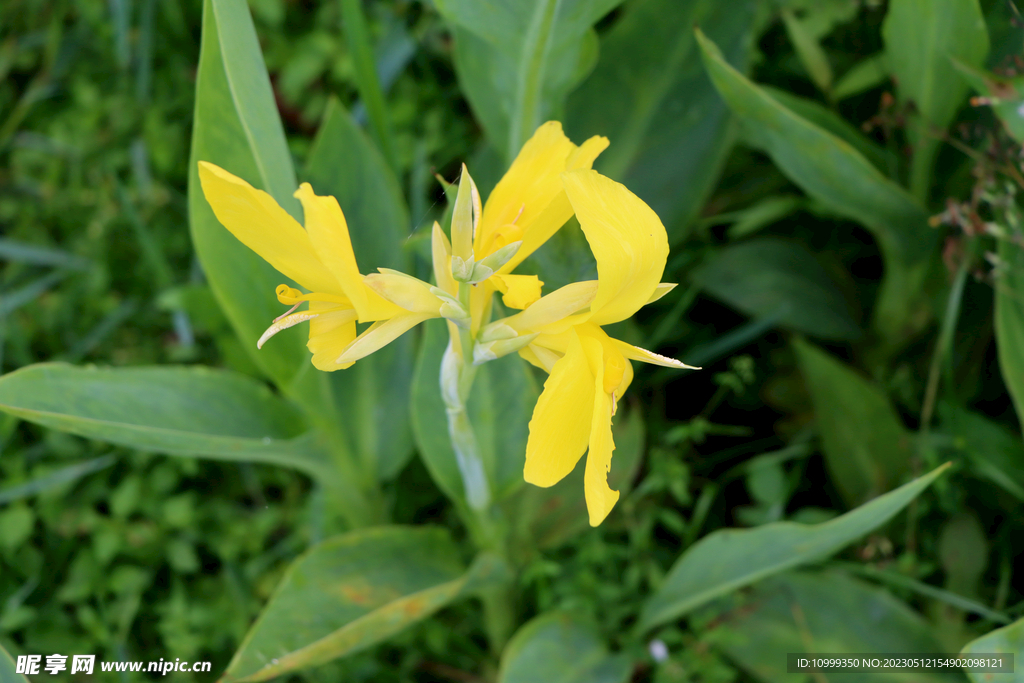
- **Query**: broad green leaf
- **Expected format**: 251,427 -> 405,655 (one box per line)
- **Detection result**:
882,0 -> 989,199
693,238 -> 861,341
0,363 -> 331,479
515,405 -> 645,549
995,237 -> 1024,435
304,96 -> 414,480
566,0 -> 756,241
637,462 -> 949,631
411,319 -> 537,508
761,87 -> 890,173
0,643 -> 28,683
434,0 -> 622,160
961,617 -> 1024,683
498,613 -> 632,683
713,571 -> 956,683
793,338 -> 912,505
953,58 -> 1024,145
222,526 -> 499,682
696,29 -> 933,268
188,0 -> 309,389
942,404 -> 1024,501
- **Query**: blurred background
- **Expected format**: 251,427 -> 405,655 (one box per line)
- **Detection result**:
1,0 -> 1022,681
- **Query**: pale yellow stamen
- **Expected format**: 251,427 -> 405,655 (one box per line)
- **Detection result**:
257,311 -> 319,349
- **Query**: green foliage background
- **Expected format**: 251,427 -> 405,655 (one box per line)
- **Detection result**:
1,0 -> 1023,681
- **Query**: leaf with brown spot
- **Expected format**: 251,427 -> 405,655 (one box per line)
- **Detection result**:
220,527 -> 505,682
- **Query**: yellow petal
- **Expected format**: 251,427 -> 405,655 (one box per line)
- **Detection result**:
431,222 -> 458,296
501,281 -> 598,334
477,122 -> 608,271
491,274 -> 543,310
577,332 -> 620,526
611,338 -> 700,370
562,169 -> 669,326
307,302 -> 358,371
293,183 -> 401,322
337,312 -> 433,365
364,270 -> 443,315
646,282 -> 677,305
518,344 -> 561,373
523,330 -> 595,487
198,162 -> 339,294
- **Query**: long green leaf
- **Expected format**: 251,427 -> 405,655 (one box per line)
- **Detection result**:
960,617 -> 1024,683
304,96 -> 414,481
996,237 -> 1024,432
0,642 -> 29,683
0,364 -> 331,479
498,613 -> 632,683
637,462 -> 949,632
411,319 -> 537,509
435,0 -> 621,160
222,526 -> 502,682
566,0 -> 755,241
188,0 -> 308,389
793,338 -> 912,505
715,571 -> 956,683
882,0 -> 989,200
696,29 -> 931,266
693,238 -> 862,341
696,29 -> 935,347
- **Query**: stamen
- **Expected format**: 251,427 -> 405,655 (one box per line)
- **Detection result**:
273,302 -> 302,323
512,204 -> 525,224
257,311 -> 318,349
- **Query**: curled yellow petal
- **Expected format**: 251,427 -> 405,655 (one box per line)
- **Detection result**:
294,183 -> 401,322
562,169 -> 669,326
524,330 -> 594,488
198,162 -> 338,295
491,274 -> 543,310
275,284 -> 350,306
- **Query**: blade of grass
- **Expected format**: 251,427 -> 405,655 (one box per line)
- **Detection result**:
0,270 -> 68,316
835,562 -> 1011,624
340,0 -> 397,170
0,239 -> 89,270
0,455 -> 116,504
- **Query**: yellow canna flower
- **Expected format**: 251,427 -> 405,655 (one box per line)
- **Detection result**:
197,162 -> 443,371
460,122 -> 609,329
485,169 -> 698,526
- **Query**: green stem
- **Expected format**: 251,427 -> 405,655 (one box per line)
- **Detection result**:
287,364 -> 387,529
507,0 -> 560,161
442,281 -> 517,655
339,0 -> 397,170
